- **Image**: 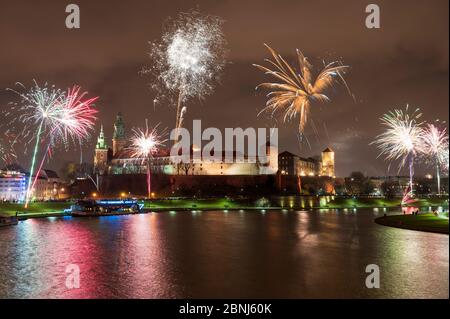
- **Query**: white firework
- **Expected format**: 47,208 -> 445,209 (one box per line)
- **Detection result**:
144,9 -> 227,132
421,123 -> 449,194
442,146 -> 449,173
371,106 -> 425,193
421,124 -> 448,165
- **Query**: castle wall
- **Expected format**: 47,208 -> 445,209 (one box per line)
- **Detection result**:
96,174 -> 277,197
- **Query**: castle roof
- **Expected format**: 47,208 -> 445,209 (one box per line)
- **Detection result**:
323,147 -> 333,153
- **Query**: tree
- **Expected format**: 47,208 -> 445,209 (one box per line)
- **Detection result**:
380,180 -> 396,198
346,172 -> 374,195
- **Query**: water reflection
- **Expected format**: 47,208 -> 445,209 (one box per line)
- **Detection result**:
0,208 -> 448,298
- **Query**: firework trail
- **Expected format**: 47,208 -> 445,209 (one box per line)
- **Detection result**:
0,133 -> 18,165
254,44 -> 352,135
420,123 -> 449,195
143,9 -> 227,139
5,82 -> 98,207
371,106 -> 425,194
178,106 -> 188,130
128,120 -> 166,198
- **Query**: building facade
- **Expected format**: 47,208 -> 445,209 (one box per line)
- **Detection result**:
0,169 -> 61,201
0,170 -> 27,201
278,148 -> 336,177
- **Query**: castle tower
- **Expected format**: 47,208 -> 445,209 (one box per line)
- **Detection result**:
112,112 -> 126,156
321,147 -> 335,177
94,125 -> 109,174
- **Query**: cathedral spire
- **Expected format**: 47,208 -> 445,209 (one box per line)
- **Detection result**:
96,124 -> 107,149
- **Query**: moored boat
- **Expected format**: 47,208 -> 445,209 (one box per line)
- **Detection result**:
70,199 -> 144,217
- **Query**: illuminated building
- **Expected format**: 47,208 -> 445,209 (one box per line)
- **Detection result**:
0,169 -> 61,201
321,147 -> 335,177
0,170 -> 26,201
94,112 -> 278,176
279,149 -> 334,177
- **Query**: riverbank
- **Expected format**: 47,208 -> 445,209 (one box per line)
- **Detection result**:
0,202 -> 70,219
0,196 -> 448,218
375,213 -> 449,234
323,197 -> 448,208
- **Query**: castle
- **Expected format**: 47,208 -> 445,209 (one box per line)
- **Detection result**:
94,113 -> 335,178
94,113 -> 279,176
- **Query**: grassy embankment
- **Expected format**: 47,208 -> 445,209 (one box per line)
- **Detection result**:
144,198 -> 257,210
323,197 -> 448,209
375,213 -> 449,234
0,197 -> 448,218
0,202 -> 71,218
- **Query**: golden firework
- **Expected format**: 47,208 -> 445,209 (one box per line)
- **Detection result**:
254,44 -> 351,133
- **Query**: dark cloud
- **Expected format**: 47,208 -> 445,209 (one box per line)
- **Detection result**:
0,0 -> 448,176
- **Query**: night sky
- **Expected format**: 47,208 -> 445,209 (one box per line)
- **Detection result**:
0,0 -> 448,177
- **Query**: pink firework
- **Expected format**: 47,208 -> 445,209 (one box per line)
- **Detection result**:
52,86 -> 99,144
29,86 -> 99,205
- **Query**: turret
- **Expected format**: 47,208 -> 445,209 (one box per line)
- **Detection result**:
321,147 -> 335,177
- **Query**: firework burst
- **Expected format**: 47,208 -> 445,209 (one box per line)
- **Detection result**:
4,81 -> 98,206
371,106 -> 425,194
129,121 -> 166,198
5,82 -> 65,141
254,44 -> 352,135
442,146 -> 449,173
421,123 -> 449,194
53,86 -> 99,145
143,9 -> 227,136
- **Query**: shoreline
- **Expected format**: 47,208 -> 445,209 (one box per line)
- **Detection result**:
375,213 -> 449,234
1,196 -> 448,220
5,204 -> 449,220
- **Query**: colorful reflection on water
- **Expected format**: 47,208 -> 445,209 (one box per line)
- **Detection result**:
0,208 -> 448,298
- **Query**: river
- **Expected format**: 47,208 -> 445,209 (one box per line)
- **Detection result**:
0,208 -> 448,298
